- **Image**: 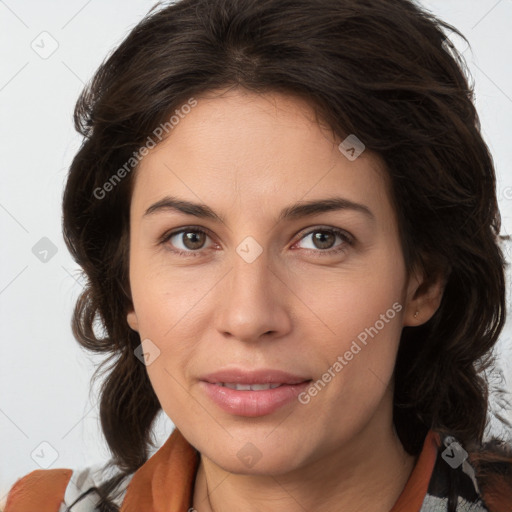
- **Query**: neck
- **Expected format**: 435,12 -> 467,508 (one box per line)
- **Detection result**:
192,419 -> 417,512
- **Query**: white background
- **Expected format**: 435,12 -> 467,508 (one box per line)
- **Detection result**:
1,0 -> 511,504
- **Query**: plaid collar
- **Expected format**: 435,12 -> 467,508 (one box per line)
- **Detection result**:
420,434 -> 488,511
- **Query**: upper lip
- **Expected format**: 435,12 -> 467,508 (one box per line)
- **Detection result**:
201,368 -> 311,385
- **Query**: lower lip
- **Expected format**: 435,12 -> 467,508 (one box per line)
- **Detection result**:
200,381 -> 312,417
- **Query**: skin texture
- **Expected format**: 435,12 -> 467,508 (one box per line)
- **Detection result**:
127,87 -> 445,512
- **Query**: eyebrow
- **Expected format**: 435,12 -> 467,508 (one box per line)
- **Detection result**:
144,195 -> 375,223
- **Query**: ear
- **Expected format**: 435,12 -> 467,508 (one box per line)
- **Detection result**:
403,264 -> 447,327
127,309 -> 139,332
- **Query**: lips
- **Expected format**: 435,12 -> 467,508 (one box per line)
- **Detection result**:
201,381 -> 311,416
199,368 -> 312,416
201,368 -> 311,386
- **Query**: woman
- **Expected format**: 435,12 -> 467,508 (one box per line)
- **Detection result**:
5,0 -> 512,511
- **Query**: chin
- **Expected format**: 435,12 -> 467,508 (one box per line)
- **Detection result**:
199,436 -> 311,476
214,450 -> 303,477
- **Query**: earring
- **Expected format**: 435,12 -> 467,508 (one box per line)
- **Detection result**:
414,311 -> 419,319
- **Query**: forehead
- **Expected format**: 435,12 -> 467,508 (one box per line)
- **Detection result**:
131,88 -> 393,220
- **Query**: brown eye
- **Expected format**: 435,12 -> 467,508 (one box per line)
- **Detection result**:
162,228 -> 212,255
295,227 -> 353,255
180,230 -> 207,250
311,230 -> 337,250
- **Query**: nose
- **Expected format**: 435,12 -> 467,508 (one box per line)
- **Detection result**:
214,246 -> 293,343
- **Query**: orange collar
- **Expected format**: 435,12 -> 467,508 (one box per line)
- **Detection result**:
121,428 -> 199,512
390,430 -> 440,512
121,429 -> 439,512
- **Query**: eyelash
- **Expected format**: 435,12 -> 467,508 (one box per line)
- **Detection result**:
158,226 -> 354,258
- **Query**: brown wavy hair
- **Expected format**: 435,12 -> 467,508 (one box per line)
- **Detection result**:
61,0 -> 512,510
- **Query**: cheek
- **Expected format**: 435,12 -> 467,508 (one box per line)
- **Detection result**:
129,253 -> 211,337
293,285 -> 404,444
127,260 -> 198,405
297,262 -> 404,353
296,252 -> 406,404
312,291 -> 402,398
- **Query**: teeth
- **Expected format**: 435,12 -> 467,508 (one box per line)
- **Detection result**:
218,383 -> 282,391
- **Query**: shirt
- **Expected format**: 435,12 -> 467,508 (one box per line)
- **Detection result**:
5,429 -> 490,512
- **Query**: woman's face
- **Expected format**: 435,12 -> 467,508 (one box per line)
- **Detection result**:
127,88 -> 437,474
